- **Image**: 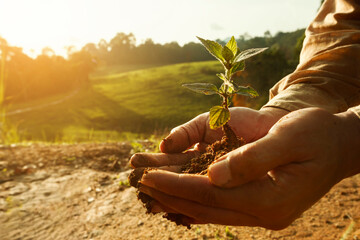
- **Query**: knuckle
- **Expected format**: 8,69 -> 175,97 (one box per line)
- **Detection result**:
177,125 -> 193,145
170,125 -> 181,134
178,120 -> 205,146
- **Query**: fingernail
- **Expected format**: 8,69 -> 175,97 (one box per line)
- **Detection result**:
130,153 -> 149,168
208,159 -> 231,186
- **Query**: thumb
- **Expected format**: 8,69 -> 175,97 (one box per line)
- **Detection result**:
208,133 -> 290,188
160,113 -> 214,153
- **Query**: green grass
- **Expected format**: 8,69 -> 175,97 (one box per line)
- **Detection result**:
89,64 -> 164,80
5,61 -> 226,142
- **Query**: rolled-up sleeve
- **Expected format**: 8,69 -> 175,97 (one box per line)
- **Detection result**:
263,0 -> 360,114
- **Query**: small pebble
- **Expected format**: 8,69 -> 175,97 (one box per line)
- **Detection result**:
84,187 -> 92,193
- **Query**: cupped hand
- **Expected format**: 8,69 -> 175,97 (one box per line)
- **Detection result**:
138,108 -> 360,229
130,107 -> 288,169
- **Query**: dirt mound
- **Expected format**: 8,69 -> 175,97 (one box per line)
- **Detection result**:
1,143 -> 360,240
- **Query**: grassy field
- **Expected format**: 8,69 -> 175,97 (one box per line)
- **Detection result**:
5,61 -> 228,142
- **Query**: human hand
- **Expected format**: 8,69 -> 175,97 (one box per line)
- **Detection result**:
130,106 -> 288,169
138,108 -> 360,229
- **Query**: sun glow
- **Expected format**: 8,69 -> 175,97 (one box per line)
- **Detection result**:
1,0 -> 93,57
0,0 -> 319,57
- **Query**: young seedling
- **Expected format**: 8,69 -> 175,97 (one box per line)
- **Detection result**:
129,36 -> 267,229
178,37 -> 267,175
183,36 -> 266,136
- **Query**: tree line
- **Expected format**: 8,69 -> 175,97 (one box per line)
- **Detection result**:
0,37 -> 96,103
82,30 -> 304,67
0,29 -> 304,104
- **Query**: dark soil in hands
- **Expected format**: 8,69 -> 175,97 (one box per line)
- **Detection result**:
129,124 -> 245,229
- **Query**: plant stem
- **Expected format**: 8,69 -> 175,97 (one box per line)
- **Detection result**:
221,92 -> 240,149
222,95 -> 228,109
222,123 -> 240,149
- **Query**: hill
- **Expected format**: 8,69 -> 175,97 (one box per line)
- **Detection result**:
6,61 -> 227,142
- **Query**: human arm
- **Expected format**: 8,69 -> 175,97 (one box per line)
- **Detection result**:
263,0 -> 360,114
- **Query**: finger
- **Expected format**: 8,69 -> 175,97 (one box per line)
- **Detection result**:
140,170 -> 249,209
208,132 -> 301,188
130,150 -> 200,168
158,165 -> 183,173
128,166 -> 184,188
159,113 -> 221,153
139,184 -> 260,226
139,169 -> 270,212
140,170 -> 225,207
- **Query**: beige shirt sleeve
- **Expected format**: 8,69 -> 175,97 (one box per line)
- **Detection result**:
263,0 -> 360,116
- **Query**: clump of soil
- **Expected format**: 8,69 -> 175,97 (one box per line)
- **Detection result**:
129,123 -> 245,229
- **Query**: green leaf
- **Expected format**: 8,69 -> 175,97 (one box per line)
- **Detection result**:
234,47 -> 241,57
216,73 -> 227,82
182,83 -> 219,95
234,47 -> 268,62
226,36 -> 237,56
234,85 -> 259,98
222,46 -> 234,63
229,61 -> 245,76
219,83 -> 225,94
197,36 -> 224,62
219,82 -> 235,95
209,106 -> 230,129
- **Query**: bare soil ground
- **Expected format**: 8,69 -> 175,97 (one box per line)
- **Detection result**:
1,143 -> 360,240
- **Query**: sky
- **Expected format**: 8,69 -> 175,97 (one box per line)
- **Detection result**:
0,0 -> 320,57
